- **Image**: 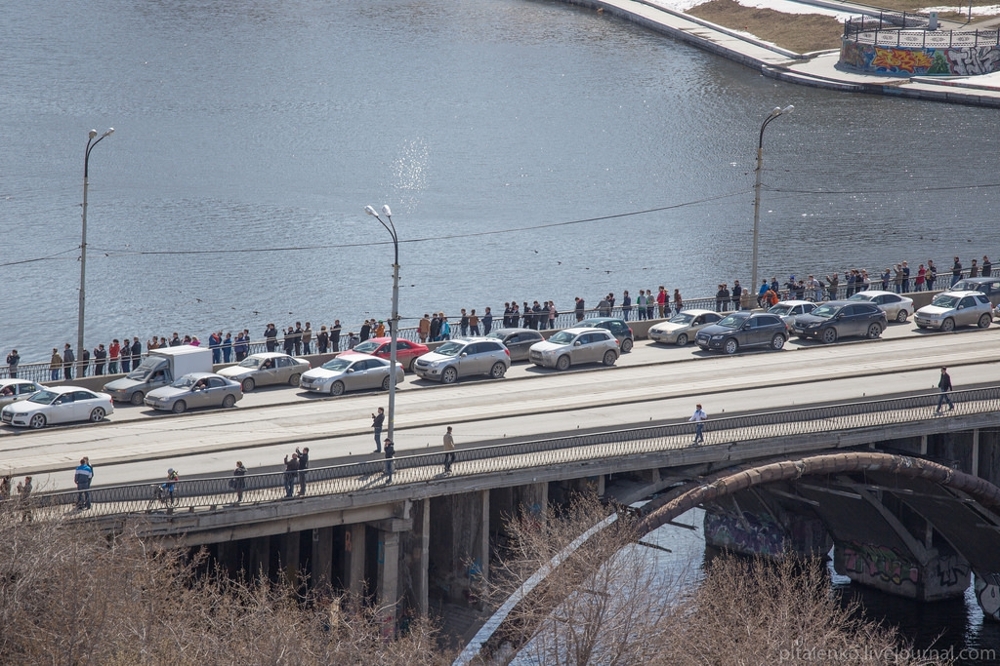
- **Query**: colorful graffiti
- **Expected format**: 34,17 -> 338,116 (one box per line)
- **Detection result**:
839,39 -> 1000,76
840,542 -> 920,587
704,510 -> 786,557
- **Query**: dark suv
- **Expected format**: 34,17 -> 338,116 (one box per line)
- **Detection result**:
695,312 -> 787,355
578,317 -> 635,353
791,300 -> 886,343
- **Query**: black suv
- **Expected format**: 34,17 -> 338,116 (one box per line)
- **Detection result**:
695,312 -> 787,355
578,317 -> 635,352
791,300 -> 886,343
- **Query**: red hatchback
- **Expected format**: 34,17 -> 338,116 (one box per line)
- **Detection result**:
338,337 -> 429,371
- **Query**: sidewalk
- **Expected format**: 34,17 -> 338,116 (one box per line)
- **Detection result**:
565,0 -> 1000,107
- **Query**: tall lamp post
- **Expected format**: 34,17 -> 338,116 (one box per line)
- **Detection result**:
365,204 -> 399,443
78,128 -> 114,378
751,106 -> 793,298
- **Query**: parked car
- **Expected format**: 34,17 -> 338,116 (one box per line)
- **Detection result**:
217,352 -> 311,392
338,336 -> 429,371
766,301 -> 817,327
300,355 -> 404,395
847,290 -> 914,323
791,300 -> 886,343
0,379 -> 44,408
696,312 -> 788,355
144,372 -> 243,413
413,338 -> 510,384
951,278 -> 1000,306
578,317 -> 635,352
914,291 -> 993,331
648,309 -> 722,346
1,386 -> 113,429
486,328 -> 544,362
528,327 -> 619,370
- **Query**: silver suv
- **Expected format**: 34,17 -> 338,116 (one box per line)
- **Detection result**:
528,327 -> 619,370
413,338 -> 510,384
914,291 -> 993,331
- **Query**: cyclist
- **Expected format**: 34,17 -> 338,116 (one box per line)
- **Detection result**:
161,468 -> 180,502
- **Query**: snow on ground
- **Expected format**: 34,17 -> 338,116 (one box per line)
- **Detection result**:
646,0 -> 861,21
922,4 -> 1000,15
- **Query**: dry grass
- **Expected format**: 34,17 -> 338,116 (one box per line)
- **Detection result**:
687,0 -> 846,54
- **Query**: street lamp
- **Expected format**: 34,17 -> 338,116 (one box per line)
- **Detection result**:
365,204 -> 399,443
751,106 -> 792,300
78,128 -> 114,378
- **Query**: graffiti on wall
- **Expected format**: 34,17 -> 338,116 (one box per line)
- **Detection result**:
703,510 -> 786,557
975,574 -> 1000,621
839,39 -> 1000,76
840,542 -> 920,587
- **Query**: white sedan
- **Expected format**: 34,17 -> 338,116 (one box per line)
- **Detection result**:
847,290 -> 915,323
300,355 -> 403,396
1,386 -> 114,429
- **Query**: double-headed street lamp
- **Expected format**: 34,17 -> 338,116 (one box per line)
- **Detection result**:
751,106 -> 793,297
365,204 -> 399,443
78,128 -> 114,378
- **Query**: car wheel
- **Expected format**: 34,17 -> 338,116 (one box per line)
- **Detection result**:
442,366 -> 459,384
407,357 -> 416,372
979,313 -> 992,328
821,328 -> 838,344
130,391 -> 144,406
556,355 -> 571,371
222,394 -> 236,408
89,407 -> 106,422
723,338 -> 739,355
602,350 -> 618,366
172,401 -> 186,414
771,334 -> 785,350
867,323 -> 883,339
330,381 -> 345,396
242,378 -> 255,392
29,413 -> 46,429
620,338 -> 633,353
490,362 -> 507,379
942,318 -> 955,332
675,333 -> 688,347
381,375 -> 391,391
896,310 -> 908,323
288,373 -> 301,387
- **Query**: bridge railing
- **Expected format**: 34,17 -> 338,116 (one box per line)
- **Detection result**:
12,385 -> 1000,519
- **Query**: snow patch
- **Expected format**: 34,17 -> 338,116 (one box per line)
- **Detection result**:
922,4 -> 1000,15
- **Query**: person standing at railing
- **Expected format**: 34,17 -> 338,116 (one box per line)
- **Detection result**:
296,446 -> 309,496
282,453 -> 298,498
234,331 -> 249,362
74,457 -> 93,510
443,426 -> 456,474
483,307 -> 494,336
93,344 -> 106,375
330,321 -> 342,352
49,348 -> 62,382
657,287 -> 668,318
383,438 -> 395,484
952,257 -> 963,286
231,460 -> 246,503
926,260 -> 937,291
936,367 -> 955,413
689,404 -> 707,444
731,281 -> 743,310
6,349 -> 19,379
62,344 -> 75,381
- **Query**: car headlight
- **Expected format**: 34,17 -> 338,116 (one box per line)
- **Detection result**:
710,334 -> 725,340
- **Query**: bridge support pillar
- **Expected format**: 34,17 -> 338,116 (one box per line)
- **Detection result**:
312,527 -> 334,590
513,481 -> 548,520
429,490 -> 490,606
248,535 -> 270,580
403,498 -> 430,615
834,542 -> 970,601
704,508 -> 829,558
346,523 -> 367,597
277,532 -> 300,587
377,530 -> 401,621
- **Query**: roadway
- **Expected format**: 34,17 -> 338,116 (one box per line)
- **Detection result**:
4,322 -> 998,491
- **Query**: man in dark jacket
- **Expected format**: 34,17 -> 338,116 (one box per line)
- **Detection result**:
296,446 -> 309,496
93,344 -> 107,375
372,407 -> 385,452
936,367 -> 955,413
63,344 -> 75,381
282,453 -> 298,498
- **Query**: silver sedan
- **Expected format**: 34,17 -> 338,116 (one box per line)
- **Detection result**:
0,379 -> 44,408
847,290 -> 915,323
648,309 -> 723,346
299,355 -> 404,396
218,352 -> 311,392
144,372 -> 243,413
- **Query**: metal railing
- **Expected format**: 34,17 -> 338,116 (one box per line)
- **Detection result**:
10,386 -> 1000,520
845,15 -> 1000,48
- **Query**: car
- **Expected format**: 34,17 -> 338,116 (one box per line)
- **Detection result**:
1,386 -> 113,429
528,327 -> 619,370
300,355 -> 404,395
144,372 -> 243,413
578,317 -> 635,353
847,290 -> 915,323
0,379 -> 44,407
767,300 -> 817,326
648,309 -> 724,346
695,312 -> 788,354
486,328 -> 545,362
791,300 -> 887,343
914,291 -> 993,331
217,352 -> 311,392
338,336 -> 429,371
413,338 -> 510,384
951,278 -> 1000,307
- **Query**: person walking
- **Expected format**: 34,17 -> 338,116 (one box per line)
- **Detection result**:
282,452 -> 299,498
372,407 -> 385,452
443,425 -> 456,474
6,349 -> 19,378
383,438 -> 395,484
936,367 -> 955,413
232,460 -> 247,503
74,457 -> 93,510
689,404 -> 707,444
296,446 -> 309,496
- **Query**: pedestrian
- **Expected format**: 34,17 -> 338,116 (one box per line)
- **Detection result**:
598,295 -> 611,318
636,290 -> 647,321
131,337 -> 142,368
418,314 -> 431,343
49,348 -> 62,381
482,307 -> 494,335
460,309 -> 469,337
283,326 -> 295,355
926,260 -> 937,291
657,287 -> 668,318
689,403 -> 707,443
162,468 -> 180,502
331,320 -> 342,352
621,291 -> 632,321
296,446 -> 309,496
469,309 -> 480,336
440,317 -> 451,340
375,320 -> 387,338
264,323 -> 278,352
169,332 -> 181,346
372,406 -> 385,452
231,460 -> 247,503
970,259 -> 979,278
901,261 -> 910,292
93,344 -> 107,375
360,320 -> 372,342
384,438 -> 395,483
732,281 -> 743,310
915,264 -> 926,291
293,322 -> 303,356
983,256 -> 992,278
936,367 -> 954,413
209,331 -> 222,364
81,347 -> 90,376
317,325 -> 330,354
347,332 -> 359,349
108,339 -> 120,374
283,452 -> 298,498
234,331 -> 249,362
6,349 -> 19,378
429,314 -> 442,342
63,343 -> 75,381
222,332 -> 233,363
826,273 -> 839,300
74,457 -> 93,510
673,289 -> 683,313
302,322 -> 313,355
952,257 -> 963,286
443,425 -> 456,474
575,297 -> 585,322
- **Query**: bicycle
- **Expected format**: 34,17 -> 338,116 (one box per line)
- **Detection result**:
145,484 -> 177,511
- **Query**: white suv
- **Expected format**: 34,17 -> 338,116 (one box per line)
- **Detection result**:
915,291 -> 992,331
528,327 -> 619,370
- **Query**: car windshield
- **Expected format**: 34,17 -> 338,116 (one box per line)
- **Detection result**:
352,341 -> 380,354
669,313 -> 694,324
931,295 -> 960,308
239,357 -> 263,368
126,356 -> 164,381
434,342 -> 465,357
547,331 -> 576,345
952,281 -> 980,292
716,314 -> 749,329
172,376 -> 199,388
321,358 -> 352,371
847,293 -> 872,302
486,330 -> 505,339
28,390 -> 58,405
767,305 -> 793,316
810,304 -> 840,318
